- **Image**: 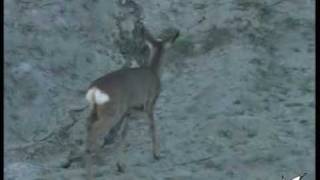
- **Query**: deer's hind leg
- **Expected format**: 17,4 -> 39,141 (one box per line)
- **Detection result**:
115,115 -> 129,172
86,104 -> 120,178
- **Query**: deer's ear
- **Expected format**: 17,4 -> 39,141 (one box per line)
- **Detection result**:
163,31 -> 180,49
142,25 -> 158,45
171,31 -> 180,43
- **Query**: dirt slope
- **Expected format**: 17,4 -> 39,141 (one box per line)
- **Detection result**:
4,0 -> 314,179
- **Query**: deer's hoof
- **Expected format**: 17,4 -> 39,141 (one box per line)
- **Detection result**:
116,162 -> 126,173
153,153 -> 161,160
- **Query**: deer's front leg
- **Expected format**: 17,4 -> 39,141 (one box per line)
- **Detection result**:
146,109 -> 160,160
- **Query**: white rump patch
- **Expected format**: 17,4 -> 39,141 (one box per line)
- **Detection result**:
85,88 -> 95,103
85,87 -> 110,105
94,88 -> 110,104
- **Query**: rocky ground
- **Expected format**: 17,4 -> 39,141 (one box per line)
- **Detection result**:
4,0 -> 315,179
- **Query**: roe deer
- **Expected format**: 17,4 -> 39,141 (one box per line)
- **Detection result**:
85,25 -> 179,179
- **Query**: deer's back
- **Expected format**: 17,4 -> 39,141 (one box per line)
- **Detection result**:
89,67 -> 160,109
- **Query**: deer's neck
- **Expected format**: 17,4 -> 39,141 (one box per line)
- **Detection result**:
149,46 -> 163,74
